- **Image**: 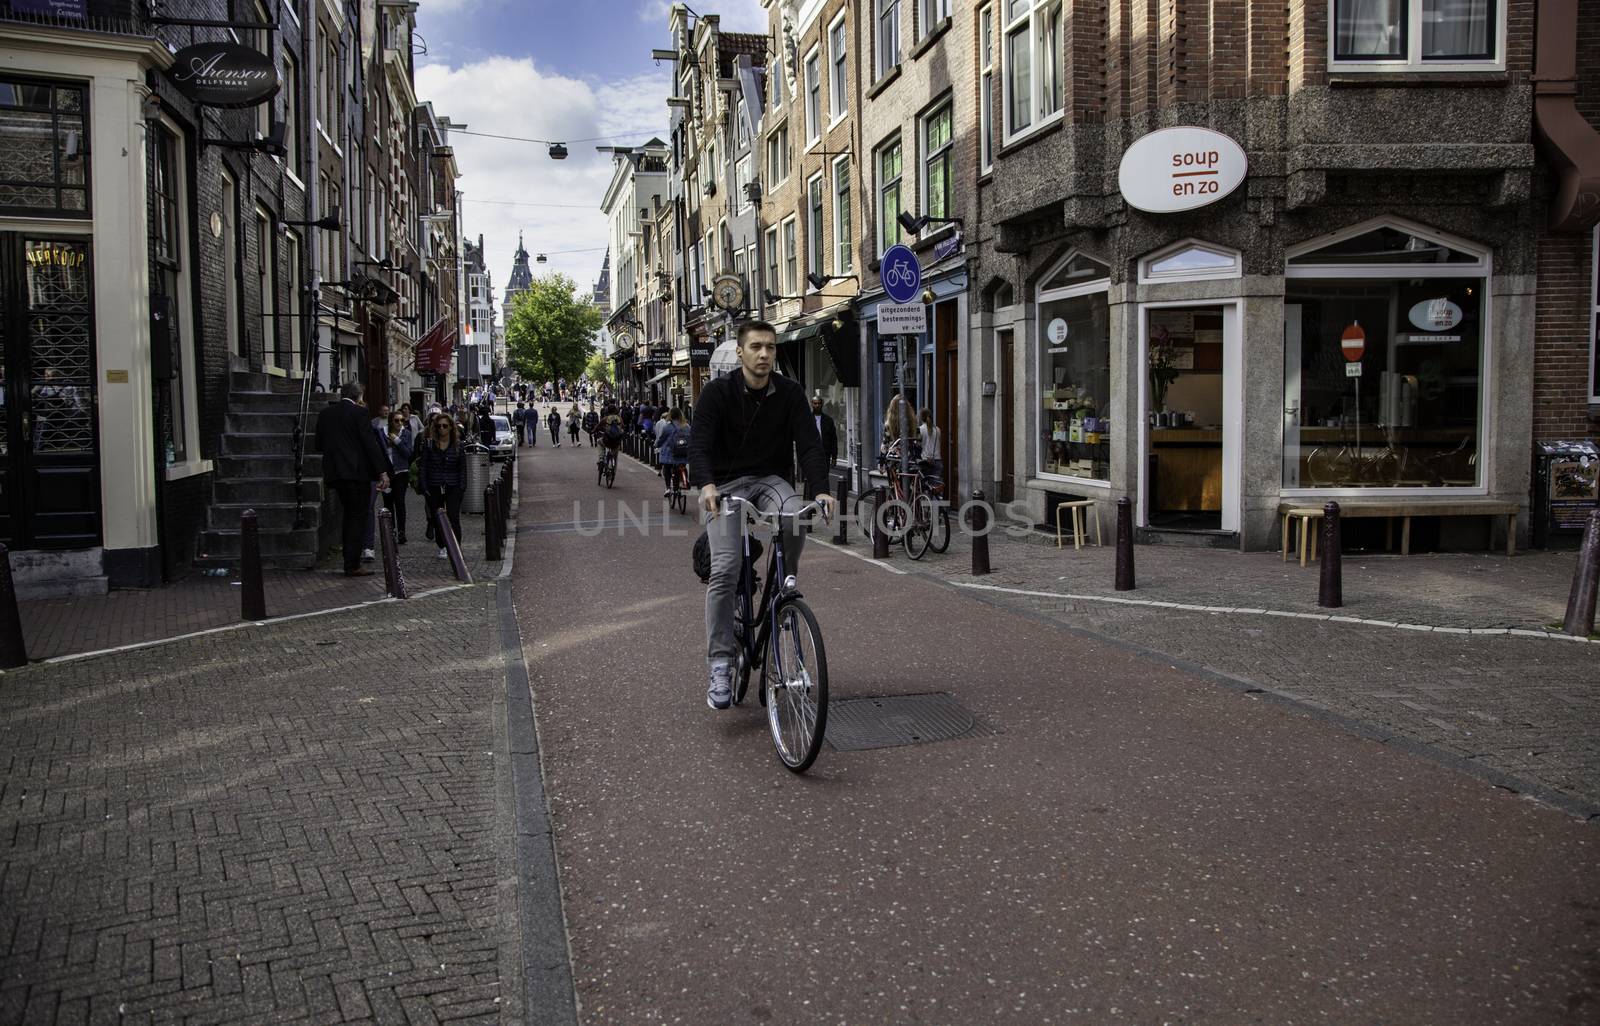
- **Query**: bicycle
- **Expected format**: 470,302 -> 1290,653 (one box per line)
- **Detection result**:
720,495 -> 830,773
665,462 -> 688,515
1306,427 -> 1406,487
906,459 -> 951,558
597,446 -> 617,488
853,443 -> 949,559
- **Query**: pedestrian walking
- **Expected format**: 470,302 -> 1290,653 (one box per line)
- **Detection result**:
478,402 -> 496,448
418,414 -> 465,560
546,407 -> 562,446
583,406 -> 600,446
400,402 -> 423,442
512,402 -> 527,448
377,411 -> 414,544
567,403 -> 581,445
313,381 -> 389,577
811,393 -> 839,467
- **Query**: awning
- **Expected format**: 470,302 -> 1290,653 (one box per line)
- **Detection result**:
821,315 -> 861,387
431,329 -> 458,375
413,317 -> 451,372
708,340 -> 740,376
646,370 -> 671,384
779,320 -> 825,345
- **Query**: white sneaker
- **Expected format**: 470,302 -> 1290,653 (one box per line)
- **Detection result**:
437,548 -> 448,559
361,548 -> 376,562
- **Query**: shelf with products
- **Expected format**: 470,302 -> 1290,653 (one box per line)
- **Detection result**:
1042,388 -> 1110,480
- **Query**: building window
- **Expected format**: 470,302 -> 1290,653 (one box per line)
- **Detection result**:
706,229 -> 718,277
1331,0 -> 1503,69
804,49 -> 821,145
833,155 -> 853,275
256,205 -> 277,367
1139,240 -> 1243,284
782,216 -> 798,296
922,101 -> 953,223
1283,221 -> 1489,490
919,0 -> 951,37
876,0 -> 901,81
807,173 -> 825,285
979,5 -> 995,171
765,225 -> 780,296
766,123 -> 789,188
1036,252 -> 1112,482
0,78 -> 89,216
735,155 -> 751,211
1591,225 -> 1599,402
285,229 -> 303,369
152,123 -> 189,464
1003,0 -> 1062,139
222,169 -> 241,357
878,137 -> 902,256
279,52 -> 300,174
829,14 -> 848,122
772,50 -> 785,110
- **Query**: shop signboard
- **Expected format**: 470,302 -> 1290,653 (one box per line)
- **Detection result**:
649,344 -> 672,369
932,232 -> 964,264
1118,127 -> 1248,214
167,42 -> 281,108
876,333 -> 899,364
689,337 -> 715,367
1408,297 -> 1463,332
877,302 -> 926,335
1046,318 -> 1069,345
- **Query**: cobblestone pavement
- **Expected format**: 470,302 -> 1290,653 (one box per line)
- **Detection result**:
820,519 -> 1600,814
0,583 -> 526,1026
18,478 -> 509,662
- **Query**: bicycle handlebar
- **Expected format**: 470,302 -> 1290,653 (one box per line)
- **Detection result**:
719,495 -> 829,523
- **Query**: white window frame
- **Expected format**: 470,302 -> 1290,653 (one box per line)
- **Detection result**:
735,154 -> 752,212
1035,248 -> 1112,487
1001,0 -> 1063,146
1283,216 -> 1493,498
979,4 -> 995,172
919,0 -> 951,38
806,172 -> 826,286
781,215 -> 799,296
765,226 -> 780,296
875,0 -> 901,81
285,228 -> 303,372
256,204 -> 277,369
832,153 -> 853,275
804,46 -> 822,147
706,228 -> 717,278
766,122 -> 789,188
154,115 -> 207,477
921,98 -> 954,227
828,12 -> 848,126
1591,224 -> 1599,402
1328,0 -> 1506,73
1138,238 -> 1243,285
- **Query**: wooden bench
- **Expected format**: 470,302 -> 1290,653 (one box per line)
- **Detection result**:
1276,500 -> 1520,556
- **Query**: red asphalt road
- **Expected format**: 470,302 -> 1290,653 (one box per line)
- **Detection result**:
509,438 -> 1598,1025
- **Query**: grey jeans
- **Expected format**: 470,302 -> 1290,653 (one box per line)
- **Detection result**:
704,475 -> 806,668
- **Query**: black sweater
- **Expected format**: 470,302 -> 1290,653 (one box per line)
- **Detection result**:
688,370 -> 829,500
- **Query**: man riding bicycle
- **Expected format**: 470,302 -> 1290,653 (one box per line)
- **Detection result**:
690,320 -> 834,711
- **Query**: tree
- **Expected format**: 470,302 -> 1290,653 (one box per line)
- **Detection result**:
584,349 -> 614,384
504,273 -> 602,384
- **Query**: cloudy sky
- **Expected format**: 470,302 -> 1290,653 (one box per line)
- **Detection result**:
414,0 -> 768,321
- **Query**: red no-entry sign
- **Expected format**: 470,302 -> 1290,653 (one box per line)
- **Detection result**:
1341,322 -> 1366,362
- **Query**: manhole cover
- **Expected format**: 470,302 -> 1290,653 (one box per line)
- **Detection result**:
825,693 -> 998,752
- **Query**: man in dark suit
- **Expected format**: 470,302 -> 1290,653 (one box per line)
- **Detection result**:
315,381 -> 390,576
811,393 -> 839,469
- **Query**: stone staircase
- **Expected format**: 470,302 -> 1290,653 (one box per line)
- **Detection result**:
196,371 -> 332,570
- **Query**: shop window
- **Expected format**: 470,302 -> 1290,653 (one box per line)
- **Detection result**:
1036,250 -> 1111,482
0,78 -> 89,217
1284,219 -> 1489,490
1139,240 -> 1241,284
1003,0 -> 1062,140
1332,1 -> 1503,71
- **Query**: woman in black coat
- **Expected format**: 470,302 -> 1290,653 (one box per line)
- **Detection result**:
418,414 -> 465,558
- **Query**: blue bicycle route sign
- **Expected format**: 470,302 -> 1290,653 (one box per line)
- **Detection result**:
879,244 -> 921,305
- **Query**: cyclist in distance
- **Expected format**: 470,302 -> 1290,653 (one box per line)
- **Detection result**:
690,319 -> 834,711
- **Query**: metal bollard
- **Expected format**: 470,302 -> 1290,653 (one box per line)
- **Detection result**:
871,486 -> 890,559
1115,497 -> 1135,592
0,544 -> 28,668
485,483 -> 502,560
1318,501 -> 1343,609
1563,509 -> 1600,637
240,508 -> 267,620
833,477 -> 850,545
969,490 -> 991,576
377,507 -> 406,599
436,507 -> 472,583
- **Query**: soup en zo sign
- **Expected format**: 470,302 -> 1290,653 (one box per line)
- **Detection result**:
1118,127 -> 1247,214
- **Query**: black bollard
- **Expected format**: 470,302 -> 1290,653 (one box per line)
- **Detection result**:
377,507 -> 406,599
1318,501 -> 1343,609
485,483 -> 501,561
0,543 -> 28,668
871,486 -> 890,559
436,507 -> 472,583
969,490 -> 991,576
1563,509 -> 1600,637
1115,497 -> 1135,592
833,477 -> 850,545
240,508 -> 266,620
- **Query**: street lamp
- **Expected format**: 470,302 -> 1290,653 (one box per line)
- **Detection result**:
806,272 -> 858,290
897,210 -> 964,235
284,210 -> 344,232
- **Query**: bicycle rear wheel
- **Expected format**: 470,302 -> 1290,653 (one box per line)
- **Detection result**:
904,500 -> 931,560
929,501 -> 951,553
763,598 -> 828,773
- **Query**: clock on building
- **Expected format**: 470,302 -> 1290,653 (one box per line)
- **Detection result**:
711,273 -> 746,313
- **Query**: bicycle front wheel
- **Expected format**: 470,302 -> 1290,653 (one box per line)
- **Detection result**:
929,501 -> 951,553
852,490 -> 878,545
904,501 -> 931,560
763,598 -> 828,773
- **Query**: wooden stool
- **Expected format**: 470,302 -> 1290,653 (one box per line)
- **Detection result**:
1054,500 -> 1102,550
1281,507 -> 1323,567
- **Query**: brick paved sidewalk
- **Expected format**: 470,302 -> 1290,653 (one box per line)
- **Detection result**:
0,584 -> 529,1026
17,476 -> 511,662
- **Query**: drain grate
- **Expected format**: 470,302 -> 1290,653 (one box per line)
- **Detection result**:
825,693 -> 998,752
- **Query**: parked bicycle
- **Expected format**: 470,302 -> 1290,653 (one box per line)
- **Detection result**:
721,495 -> 829,773
852,442 -> 950,559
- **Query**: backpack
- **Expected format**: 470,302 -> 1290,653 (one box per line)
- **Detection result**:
604,421 -> 623,443
671,430 -> 690,460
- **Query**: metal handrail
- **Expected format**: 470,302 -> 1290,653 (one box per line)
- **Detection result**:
290,333 -> 338,531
